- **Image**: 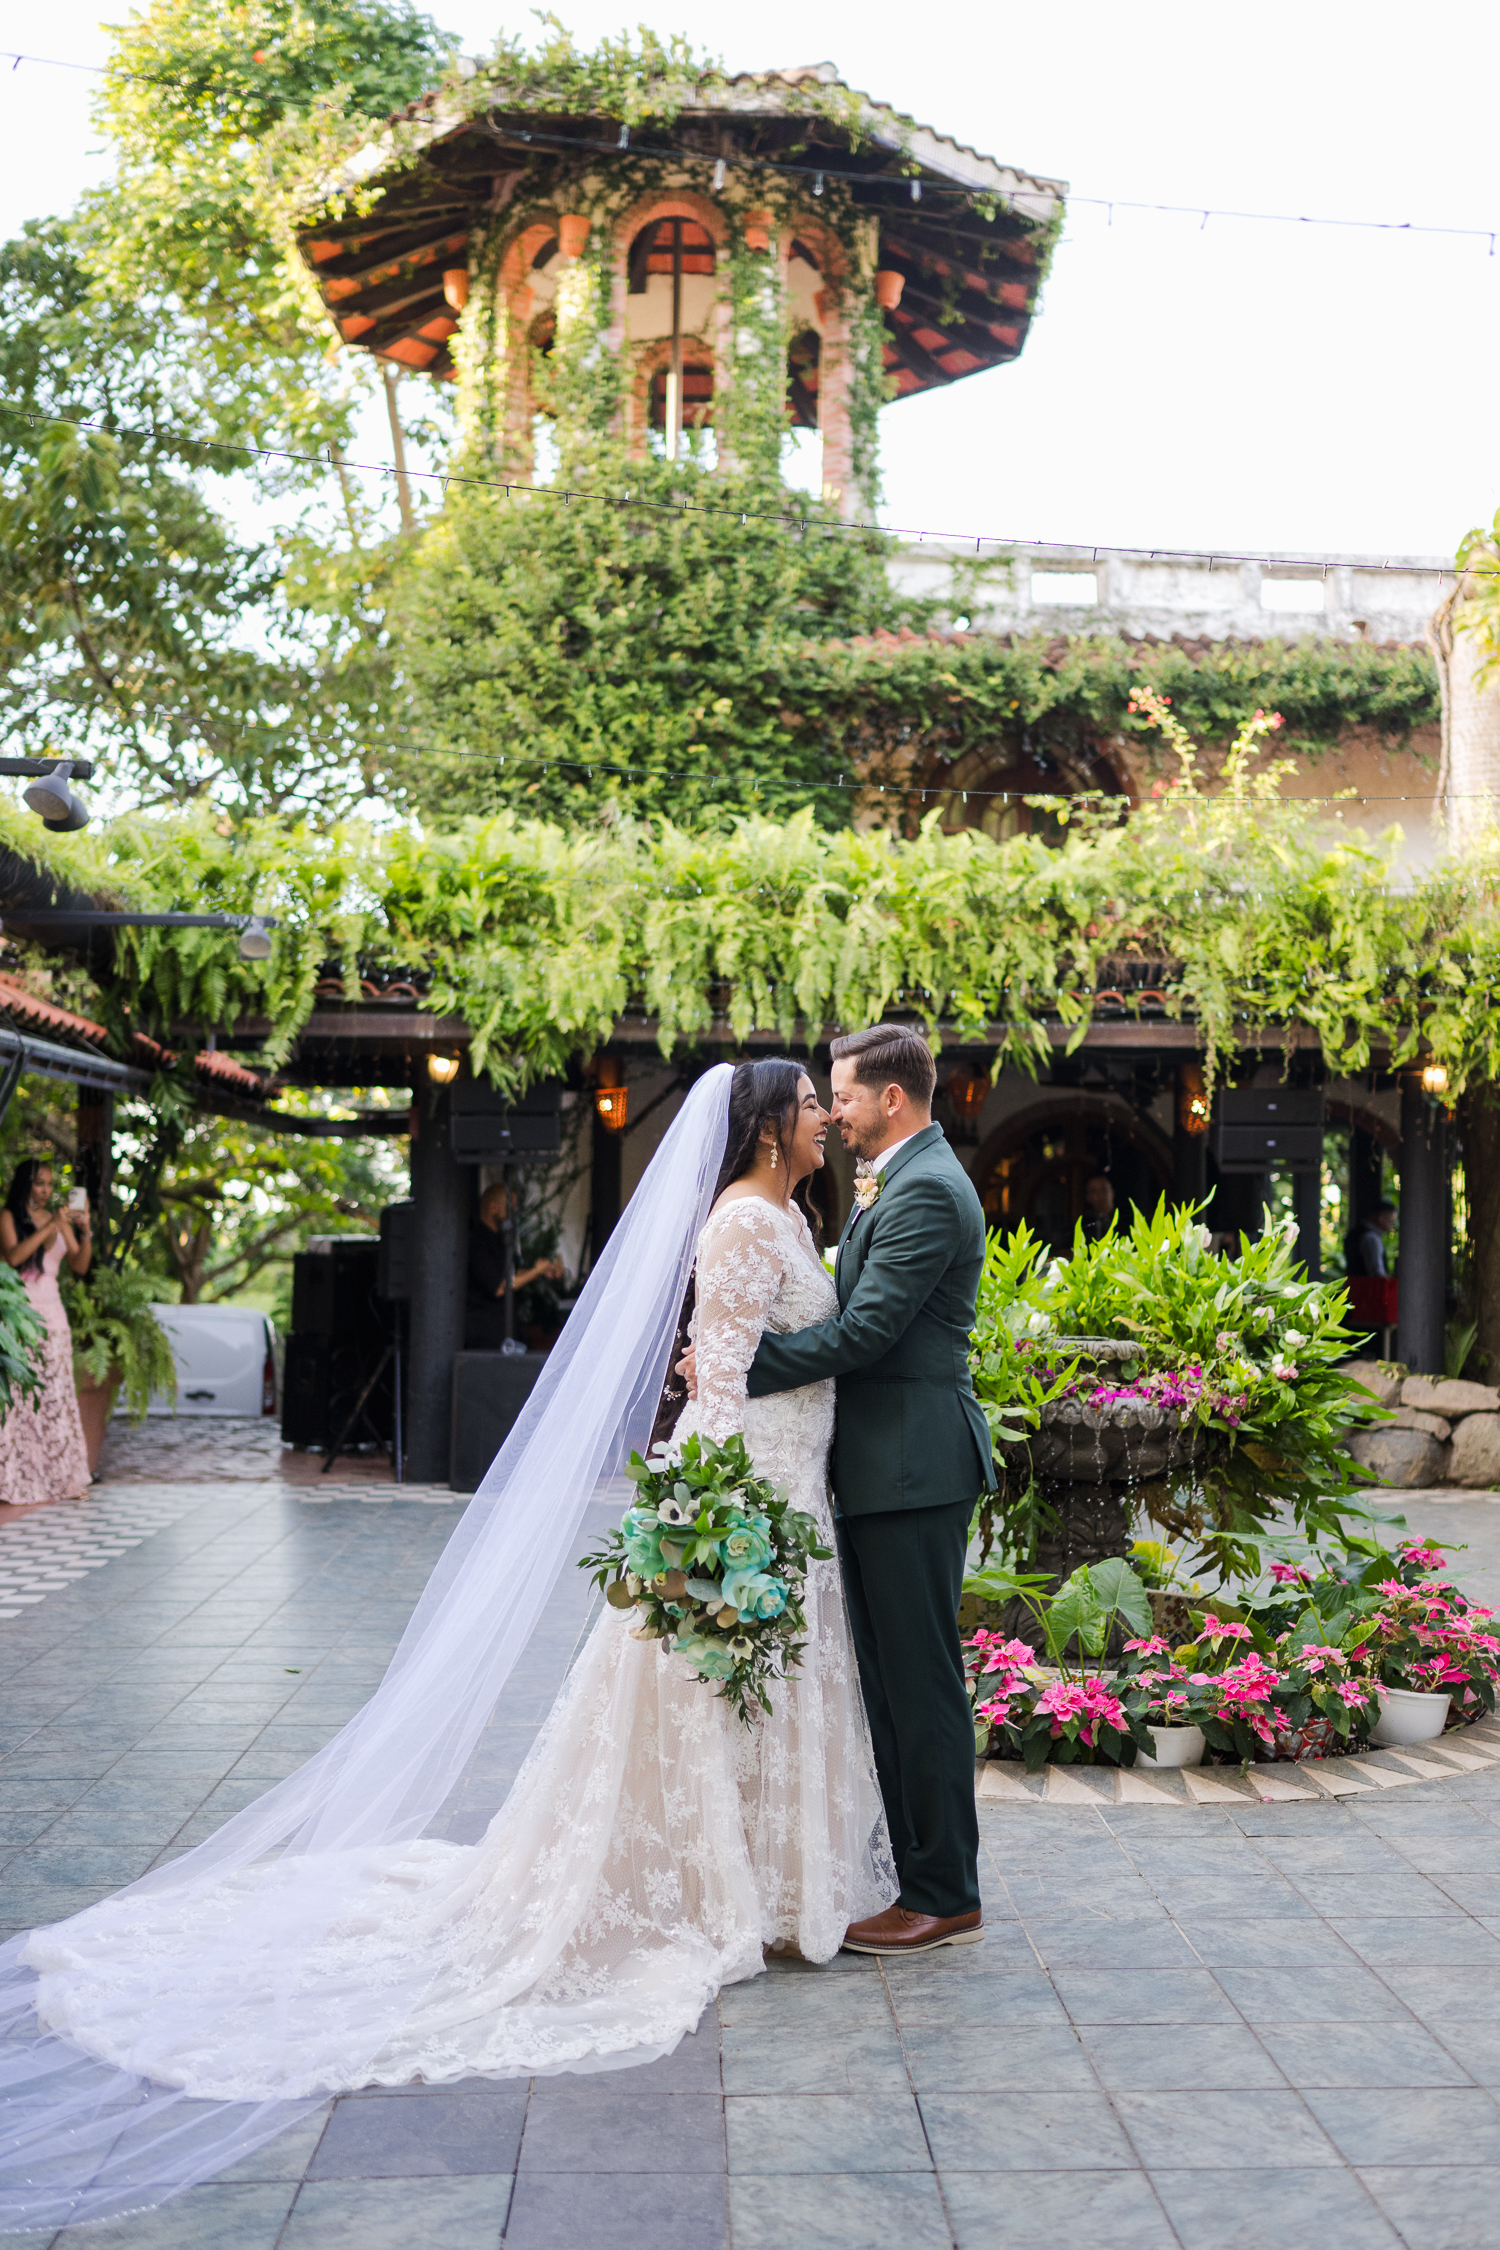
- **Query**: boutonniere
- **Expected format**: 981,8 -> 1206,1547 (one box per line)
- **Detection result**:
852,1164 -> 881,1213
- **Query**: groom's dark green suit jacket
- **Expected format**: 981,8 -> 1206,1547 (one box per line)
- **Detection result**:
746,1123 -> 997,1516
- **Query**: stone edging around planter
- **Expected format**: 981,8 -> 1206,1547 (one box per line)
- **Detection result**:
976,1717 -> 1500,1806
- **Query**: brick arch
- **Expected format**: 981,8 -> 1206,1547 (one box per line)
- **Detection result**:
611,191 -> 729,260
627,335 -> 717,460
493,219 -> 564,472
779,215 -> 851,288
497,218 -> 562,299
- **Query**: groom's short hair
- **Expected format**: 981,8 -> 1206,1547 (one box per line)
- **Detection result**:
830,1024 -> 937,1109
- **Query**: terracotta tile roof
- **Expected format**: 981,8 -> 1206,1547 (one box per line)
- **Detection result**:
130,1033 -> 268,1100
0,976 -> 111,1052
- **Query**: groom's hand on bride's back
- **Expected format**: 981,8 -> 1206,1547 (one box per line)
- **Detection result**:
676,1345 -> 698,1398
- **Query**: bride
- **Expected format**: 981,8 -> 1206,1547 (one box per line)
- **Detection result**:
0,1060 -> 894,2228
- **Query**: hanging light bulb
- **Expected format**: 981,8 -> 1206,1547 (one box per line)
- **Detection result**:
1421,1061 -> 1449,1097
427,1053 -> 460,1085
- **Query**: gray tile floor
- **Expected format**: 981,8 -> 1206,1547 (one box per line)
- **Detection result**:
3,1477 -> 1500,2246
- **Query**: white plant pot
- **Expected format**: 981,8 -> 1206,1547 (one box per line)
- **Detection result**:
1371,1687 -> 1451,1746
1138,1723 -> 1206,1769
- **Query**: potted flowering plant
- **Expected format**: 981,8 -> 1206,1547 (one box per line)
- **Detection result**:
964,1556 -> 1159,1771
1360,1579 -> 1500,1743
1111,1638 -> 1205,1766
1237,1535 -> 1500,1742
969,1203 -> 1386,1584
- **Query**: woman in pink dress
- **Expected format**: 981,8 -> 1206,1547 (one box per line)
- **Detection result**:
0,1159 -> 92,1507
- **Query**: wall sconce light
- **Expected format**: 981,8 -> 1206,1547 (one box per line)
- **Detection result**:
592,1056 -> 627,1131
427,1053 -> 460,1085
1177,1062 -> 1210,1136
946,1064 -> 991,1126
237,915 -> 273,961
1421,1061 -> 1449,1097
594,1084 -> 629,1132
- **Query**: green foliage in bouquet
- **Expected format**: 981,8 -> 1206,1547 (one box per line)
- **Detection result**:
0,1266 -> 46,1425
968,1201 -> 1388,1582
62,1267 -> 177,1422
580,1432 -> 832,1722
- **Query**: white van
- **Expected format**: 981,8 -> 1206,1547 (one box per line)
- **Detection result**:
134,1304 -> 279,1418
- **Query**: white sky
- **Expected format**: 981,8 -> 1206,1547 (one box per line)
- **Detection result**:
2,0 -> 1498,560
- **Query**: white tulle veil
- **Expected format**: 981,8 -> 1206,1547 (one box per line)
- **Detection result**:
0,1063 -> 735,2231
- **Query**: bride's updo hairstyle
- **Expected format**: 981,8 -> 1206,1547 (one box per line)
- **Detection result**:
712,1058 -> 823,1242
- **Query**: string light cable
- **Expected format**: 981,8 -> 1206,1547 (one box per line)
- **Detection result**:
1,400 -> 1490,583
3,45 -> 1500,251
29,717 -> 1477,816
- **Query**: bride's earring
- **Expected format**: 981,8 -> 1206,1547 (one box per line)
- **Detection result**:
768,1142 -> 778,1170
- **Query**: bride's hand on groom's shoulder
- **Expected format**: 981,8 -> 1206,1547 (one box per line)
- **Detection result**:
675,1344 -> 698,1398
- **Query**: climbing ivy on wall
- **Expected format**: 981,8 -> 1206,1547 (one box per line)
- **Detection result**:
389,460 -> 903,827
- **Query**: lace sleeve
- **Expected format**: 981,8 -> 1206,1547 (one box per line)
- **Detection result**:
693,1201 -> 786,1443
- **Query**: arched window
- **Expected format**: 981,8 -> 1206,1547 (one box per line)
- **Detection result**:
927,740 -> 1126,843
627,218 -> 716,291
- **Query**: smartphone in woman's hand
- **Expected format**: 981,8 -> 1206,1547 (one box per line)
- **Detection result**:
66,1189 -> 88,1215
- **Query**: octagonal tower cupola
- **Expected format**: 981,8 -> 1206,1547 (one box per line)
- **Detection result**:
297,60 -> 1064,517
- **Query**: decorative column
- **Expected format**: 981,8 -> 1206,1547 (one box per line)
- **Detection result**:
1396,1074 -> 1447,1374
406,1079 -> 469,1482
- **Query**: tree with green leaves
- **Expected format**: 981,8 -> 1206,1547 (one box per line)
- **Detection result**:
0,221 -> 401,815
85,0 -> 456,458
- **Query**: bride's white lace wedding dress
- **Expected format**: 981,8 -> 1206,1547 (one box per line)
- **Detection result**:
26,1196 -> 894,2096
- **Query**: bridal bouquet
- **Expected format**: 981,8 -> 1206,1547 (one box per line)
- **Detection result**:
581,1432 -> 832,1721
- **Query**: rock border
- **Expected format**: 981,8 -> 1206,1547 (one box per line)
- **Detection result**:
976,1717 -> 1500,1805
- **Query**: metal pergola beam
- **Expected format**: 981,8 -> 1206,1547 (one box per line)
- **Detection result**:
0,1027 -> 152,1096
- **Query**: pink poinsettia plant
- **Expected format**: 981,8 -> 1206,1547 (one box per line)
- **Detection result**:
1361,1580 -> 1500,1718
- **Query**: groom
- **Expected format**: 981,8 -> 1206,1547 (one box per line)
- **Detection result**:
747,1025 -> 995,1954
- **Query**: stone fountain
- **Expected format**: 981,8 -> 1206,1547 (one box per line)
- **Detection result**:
1028,1338 -> 1204,1586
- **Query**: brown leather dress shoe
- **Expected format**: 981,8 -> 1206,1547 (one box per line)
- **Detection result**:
841,1905 -> 984,1955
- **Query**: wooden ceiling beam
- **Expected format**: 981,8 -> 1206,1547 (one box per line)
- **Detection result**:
330,270 -> 449,325
876,246 -> 1032,310
311,229 -> 468,292
890,293 -> 1024,363
881,323 -> 955,388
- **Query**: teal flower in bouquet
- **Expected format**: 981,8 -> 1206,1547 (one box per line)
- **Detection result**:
621,1511 -> 667,1581
723,1569 -> 786,1621
671,1630 -> 736,1680
720,1518 -> 774,1574
580,1432 -> 830,1721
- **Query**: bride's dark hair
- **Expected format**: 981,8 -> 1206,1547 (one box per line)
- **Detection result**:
651,1058 -> 824,1451
711,1058 -> 822,1239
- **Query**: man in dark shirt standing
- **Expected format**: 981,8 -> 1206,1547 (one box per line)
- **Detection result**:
465,1184 -> 563,1350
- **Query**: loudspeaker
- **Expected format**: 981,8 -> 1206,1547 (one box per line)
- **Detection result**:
449,1081 -> 563,1164
285,1239 -> 391,1451
378,1201 -> 414,1301
449,1350 -> 547,1493
1215,1088 -> 1324,1173
290,1239 -> 380,1338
